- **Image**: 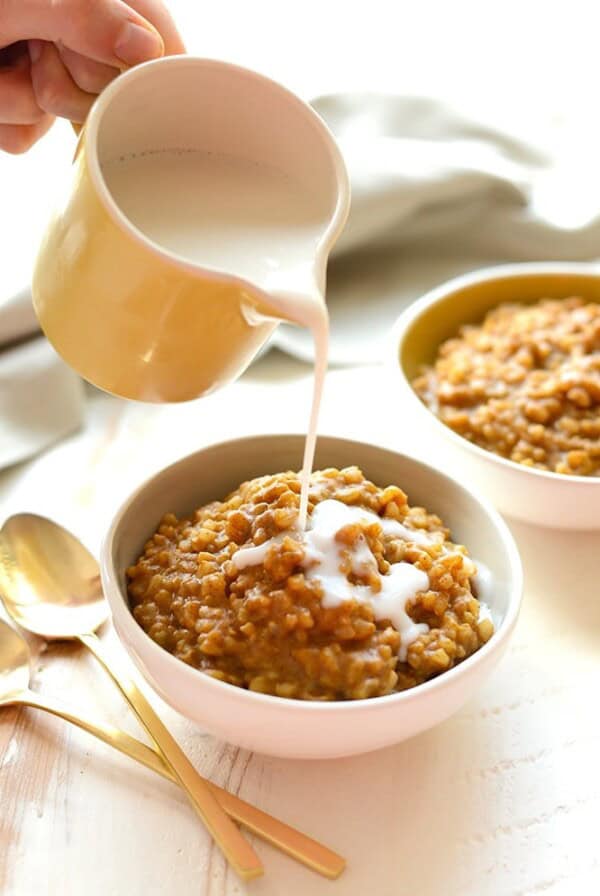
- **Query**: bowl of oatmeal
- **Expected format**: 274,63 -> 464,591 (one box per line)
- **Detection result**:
101,435 -> 521,758
392,262 -> 600,529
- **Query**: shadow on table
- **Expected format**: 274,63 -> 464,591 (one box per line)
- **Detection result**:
242,348 -> 312,384
247,712 -> 507,896
507,518 -> 600,650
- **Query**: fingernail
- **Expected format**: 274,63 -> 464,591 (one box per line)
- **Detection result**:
114,22 -> 164,66
29,40 -> 43,64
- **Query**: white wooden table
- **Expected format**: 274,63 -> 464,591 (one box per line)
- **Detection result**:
1,356 -> 599,896
2,1 -> 600,889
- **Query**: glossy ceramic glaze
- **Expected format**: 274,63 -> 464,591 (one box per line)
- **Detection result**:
101,435 -> 522,759
391,262 -> 600,529
32,57 -> 349,402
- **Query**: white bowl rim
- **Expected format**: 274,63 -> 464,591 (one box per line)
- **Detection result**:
390,260 -> 600,489
101,433 -> 523,715
84,56 -> 350,304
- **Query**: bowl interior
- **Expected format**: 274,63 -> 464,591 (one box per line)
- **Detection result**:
399,268 -> 600,380
109,435 -> 519,632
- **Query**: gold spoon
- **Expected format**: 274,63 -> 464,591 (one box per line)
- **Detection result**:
0,619 -> 344,879
0,513 -> 263,881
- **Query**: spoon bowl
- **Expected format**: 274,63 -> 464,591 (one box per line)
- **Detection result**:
0,513 -> 107,639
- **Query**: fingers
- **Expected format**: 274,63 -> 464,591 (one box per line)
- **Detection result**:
1,0 -> 165,68
58,45 -> 118,94
54,0 -> 186,96
29,40 -> 95,123
0,0 -> 186,153
0,115 -> 54,154
126,0 -> 186,55
0,42 -> 44,124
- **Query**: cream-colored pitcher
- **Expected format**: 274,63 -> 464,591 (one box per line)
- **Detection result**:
32,57 -> 349,402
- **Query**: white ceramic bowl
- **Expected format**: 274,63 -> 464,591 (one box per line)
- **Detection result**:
101,435 -> 522,759
392,262 -> 600,530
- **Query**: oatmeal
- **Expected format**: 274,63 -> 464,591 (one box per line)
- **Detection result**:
127,468 -> 493,701
412,297 -> 600,475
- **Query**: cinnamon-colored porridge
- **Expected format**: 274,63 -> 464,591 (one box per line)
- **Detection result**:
127,467 -> 493,701
413,297 -> 600,475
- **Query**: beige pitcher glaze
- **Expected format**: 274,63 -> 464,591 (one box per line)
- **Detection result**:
32,57 -> 350,402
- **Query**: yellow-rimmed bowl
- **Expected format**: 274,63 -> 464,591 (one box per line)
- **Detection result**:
392,262 -> 600,530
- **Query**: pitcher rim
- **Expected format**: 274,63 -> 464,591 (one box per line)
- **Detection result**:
83,55 -> 351,300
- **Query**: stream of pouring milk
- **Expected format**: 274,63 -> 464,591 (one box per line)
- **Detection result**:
102,149 -> 330,527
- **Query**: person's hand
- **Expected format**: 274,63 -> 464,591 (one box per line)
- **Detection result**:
0,0 -> 185,153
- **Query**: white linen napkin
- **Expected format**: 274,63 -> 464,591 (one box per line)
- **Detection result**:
274,94 -> 600,362
0,285 -> 84,470
3,93 -> 600,468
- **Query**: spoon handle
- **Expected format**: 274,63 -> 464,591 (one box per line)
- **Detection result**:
77,631 -> 263,880
1,689 -> 170,775
0,692 -> 344,879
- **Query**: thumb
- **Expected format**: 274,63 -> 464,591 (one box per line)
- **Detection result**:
0,0 -> 164,67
